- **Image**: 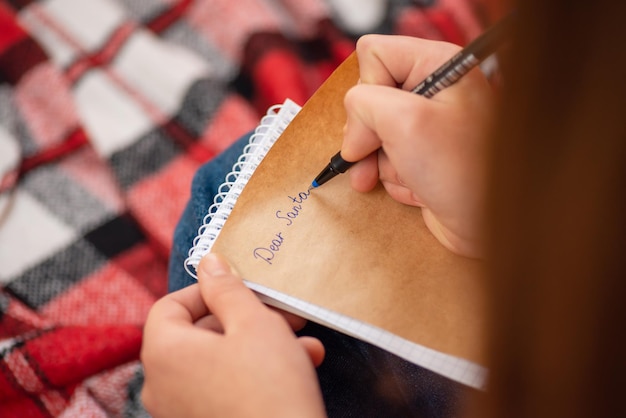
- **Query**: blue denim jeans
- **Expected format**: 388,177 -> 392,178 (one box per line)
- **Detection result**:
168,133 -> 472,417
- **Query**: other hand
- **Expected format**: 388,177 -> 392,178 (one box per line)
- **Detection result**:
141,253 -> 326,418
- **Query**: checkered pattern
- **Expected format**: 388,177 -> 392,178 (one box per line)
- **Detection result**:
0,0 -> 484,416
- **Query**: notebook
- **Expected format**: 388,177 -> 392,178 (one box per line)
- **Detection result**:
185,54 -> 488,390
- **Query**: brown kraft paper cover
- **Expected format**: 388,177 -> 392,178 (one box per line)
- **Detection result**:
212,53 -> 486,365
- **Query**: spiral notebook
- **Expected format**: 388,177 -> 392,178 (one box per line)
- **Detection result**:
185,54 -> 487,389
185,99 -> 302,271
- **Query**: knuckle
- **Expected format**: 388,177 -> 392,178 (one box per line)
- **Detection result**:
355,34 -> 386,56
343,85 -> 369,113
142,313 -> 179,362
355,34 -> 374,54
146,295 -> 170,318
343,86 -> 358,108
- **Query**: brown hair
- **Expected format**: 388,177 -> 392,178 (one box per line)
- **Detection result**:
475,1 -> 626,417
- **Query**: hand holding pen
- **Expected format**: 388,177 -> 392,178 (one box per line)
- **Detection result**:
312,13 -> 514,189
310,14 -> 514,258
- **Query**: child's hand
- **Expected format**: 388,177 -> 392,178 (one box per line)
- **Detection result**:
342,35 -> 494,258
141,254 -> 326,418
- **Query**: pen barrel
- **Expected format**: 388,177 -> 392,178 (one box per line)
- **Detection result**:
313,152 -> 355,187
411,54 -> 480,98
330,151 -> 354,173
411,11 -> 515,98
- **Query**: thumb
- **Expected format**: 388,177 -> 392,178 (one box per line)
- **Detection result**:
196,253 -> 266,330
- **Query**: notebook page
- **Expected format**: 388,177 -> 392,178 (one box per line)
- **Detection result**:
210,54 -> 487,389
185,99 -> 301,276
245,279 -> 488,389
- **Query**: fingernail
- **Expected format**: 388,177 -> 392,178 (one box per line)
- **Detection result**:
201,253 -> 232,277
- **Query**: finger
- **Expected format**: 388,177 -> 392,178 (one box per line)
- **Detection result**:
142,285 -> 217,374
349,152 -> 379,192
194,315 -> 224,333
342,85 -> 384,162
377,152 -> 424,206
269,307 -> 307,331
196,253 -> 272,332
298,336 -> 325,368
356,34 -> 462,90
343,83 -> 433,162
381,180 -> 423,207
144,284 -> 210,335
376,149 -> 403,185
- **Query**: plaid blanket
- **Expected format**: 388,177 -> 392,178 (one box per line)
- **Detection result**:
0,0 -> 485,416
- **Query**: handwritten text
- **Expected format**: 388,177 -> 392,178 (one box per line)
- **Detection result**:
253,189 -> 311,265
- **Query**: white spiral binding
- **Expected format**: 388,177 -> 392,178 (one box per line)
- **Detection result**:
184,99 -> 301,278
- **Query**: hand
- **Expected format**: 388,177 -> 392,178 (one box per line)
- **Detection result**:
342,35 -> 495,258
141,253 -> 326,418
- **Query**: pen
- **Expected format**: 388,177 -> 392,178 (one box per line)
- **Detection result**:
311,12 -> 515,189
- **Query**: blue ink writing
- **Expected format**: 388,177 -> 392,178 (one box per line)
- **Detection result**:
252,189 -> 311,265
253,232 -> 284,265
275,191 -> 311,227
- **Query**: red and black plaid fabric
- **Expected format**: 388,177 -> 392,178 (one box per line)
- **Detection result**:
0,0 -> 486,416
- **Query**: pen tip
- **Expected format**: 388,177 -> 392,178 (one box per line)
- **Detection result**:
311,180 -> 319,189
